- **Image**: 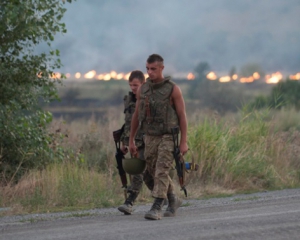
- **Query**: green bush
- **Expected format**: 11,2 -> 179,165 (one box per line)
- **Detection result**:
0,108 -> 54,182
269,79 -> 300,110
0,0 -> 72,183
250,79 -> 300,110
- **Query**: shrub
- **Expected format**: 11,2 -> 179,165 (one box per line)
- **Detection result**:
0,0 -> 72,183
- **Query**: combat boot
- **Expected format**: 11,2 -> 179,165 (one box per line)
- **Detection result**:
118,192 -> 139,215
163,193 -> 182,217
144,198 -> 165,220
163,198 -> 168,206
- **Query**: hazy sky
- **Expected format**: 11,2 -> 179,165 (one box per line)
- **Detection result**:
52,0 -> 300,76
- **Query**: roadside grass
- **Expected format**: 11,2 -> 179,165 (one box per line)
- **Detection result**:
1,107 -> 300,216
186,108 -> 300,192
0,162 -> 125,215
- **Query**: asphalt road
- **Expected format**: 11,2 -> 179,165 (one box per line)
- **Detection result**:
1,188 -> 300,240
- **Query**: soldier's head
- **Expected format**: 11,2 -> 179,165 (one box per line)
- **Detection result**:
146,54 -> 164,82
128,70 -> 145,94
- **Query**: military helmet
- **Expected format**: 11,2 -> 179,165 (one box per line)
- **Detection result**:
122,157 -> 146,175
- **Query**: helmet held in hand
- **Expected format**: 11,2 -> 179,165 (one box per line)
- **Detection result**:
122,157 -> 146,175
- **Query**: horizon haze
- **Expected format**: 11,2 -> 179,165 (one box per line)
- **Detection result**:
50,0 -> 300,76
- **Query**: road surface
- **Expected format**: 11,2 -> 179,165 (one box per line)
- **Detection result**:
1,188 -> 300,240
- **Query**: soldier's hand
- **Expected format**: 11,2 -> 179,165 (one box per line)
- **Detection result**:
129,141 -> 137,157
180,142 -> 189,156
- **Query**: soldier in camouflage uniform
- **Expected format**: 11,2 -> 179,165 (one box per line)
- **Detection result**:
118,70 -> 154,215
129,54 -> 189,220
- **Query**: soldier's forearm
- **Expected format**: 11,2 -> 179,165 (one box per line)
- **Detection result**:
179,116 -> 188,144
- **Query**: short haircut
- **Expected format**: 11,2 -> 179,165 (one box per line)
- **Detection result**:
147,54 -> 164,64
129,70 -> 145,83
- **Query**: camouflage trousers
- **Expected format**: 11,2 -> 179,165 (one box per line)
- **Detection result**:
144,134 -> 175,199
127,146 -> 154,194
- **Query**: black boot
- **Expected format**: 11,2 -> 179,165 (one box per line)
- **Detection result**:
118,192 -> 139,215
163,193 -> 182,217
144,198 -> 165,220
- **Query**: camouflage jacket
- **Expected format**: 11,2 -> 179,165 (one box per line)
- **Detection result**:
121,92 -> 144,147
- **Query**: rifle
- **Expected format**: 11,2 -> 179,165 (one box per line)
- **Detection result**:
171,126 -> 187,197
112,125 -> 128,200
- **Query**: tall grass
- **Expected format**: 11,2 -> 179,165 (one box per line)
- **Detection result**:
1,107 -> 300,215
0,163 -> 122,214
187,108 -> 300,191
